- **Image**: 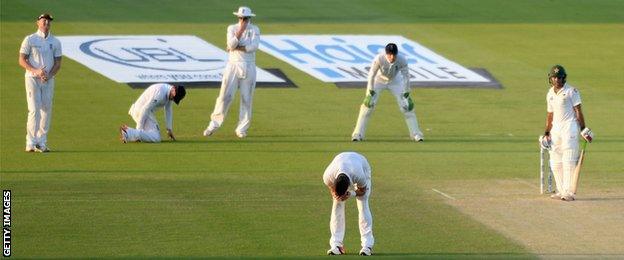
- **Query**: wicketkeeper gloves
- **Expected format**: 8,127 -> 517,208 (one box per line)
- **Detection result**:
363,90 -> 376,108
403,92 -> 414,112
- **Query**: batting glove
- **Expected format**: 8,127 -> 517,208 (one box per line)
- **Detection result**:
539,135 -> 552,150
580,127 -> 593,143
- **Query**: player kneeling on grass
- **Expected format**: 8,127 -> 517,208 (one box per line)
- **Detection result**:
541,65 -> 593,201
351,43 -> 424,142
323,152 -> 374,256
120,83 -> 186,143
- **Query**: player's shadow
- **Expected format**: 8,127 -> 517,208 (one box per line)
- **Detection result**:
576,197 -> 624,201
372,252 -> 533,258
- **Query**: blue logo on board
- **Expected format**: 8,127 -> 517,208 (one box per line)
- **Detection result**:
79,38 -> 223,72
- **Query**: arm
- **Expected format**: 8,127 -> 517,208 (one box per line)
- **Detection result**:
366,57 -> 380,92
226,26 -> 240,51
574,104 -> 586,130
18,37 -> 46,80
544,112 -> 553,140
19,53 -> 45,78
234,19 -> 248,40
48,56 -> 62,78
244,26 -> 260,52
49,39 -> 62,78
164,101 -> 175,140
571,88 -> 585,130
399,58 -> 410,92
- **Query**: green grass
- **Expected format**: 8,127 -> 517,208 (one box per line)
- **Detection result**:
1,0 -> 624,258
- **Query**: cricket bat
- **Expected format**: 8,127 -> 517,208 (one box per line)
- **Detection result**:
570,140 -> 588,194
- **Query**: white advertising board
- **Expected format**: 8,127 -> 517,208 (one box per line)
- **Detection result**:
58,35 -> 285,84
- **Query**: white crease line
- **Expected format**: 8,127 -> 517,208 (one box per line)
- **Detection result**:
515,178 -> 539,189
432,188 -> 456,200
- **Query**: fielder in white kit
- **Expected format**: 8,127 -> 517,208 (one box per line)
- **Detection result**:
203,6 -> 260,138
352,43 -> 424,142
542,65 -> 592,201
323,152 -> 374,256
19,13 -> 62,152
120,83 -> 186,143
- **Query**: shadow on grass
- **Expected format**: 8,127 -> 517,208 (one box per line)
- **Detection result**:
577,197 -> 624,202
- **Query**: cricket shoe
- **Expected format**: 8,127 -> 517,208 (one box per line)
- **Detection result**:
236,132 -> 247,138
25,146 -> 35,152
550,193 -> 562,200
413,134 -> 424,142
352,134 -> 363,142
34,145 -> 50,153
202,127 -> 215,137
119,125 -> 128,143
561,194 -> 575,201
327,246 -> 345,255
359,247 -> 372,256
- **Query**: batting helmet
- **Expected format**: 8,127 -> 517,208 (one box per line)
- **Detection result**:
548,64 -> 567,84
549,65 -> 567,78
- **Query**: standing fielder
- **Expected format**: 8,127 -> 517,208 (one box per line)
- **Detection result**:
352,43 -> 424,142
323,152 -> 374,256
120,83 -> 186,143
203,6 -> 260,138
19,13 -> 62,152
542,65 -> 592,201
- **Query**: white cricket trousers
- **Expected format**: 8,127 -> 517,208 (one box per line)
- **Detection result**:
352,74 -> 423,139
25,77 -> 54,148
125,108 -> 161,143
549,122 -> 580,195
329,180 -> 374,249
207,62 -> 256,136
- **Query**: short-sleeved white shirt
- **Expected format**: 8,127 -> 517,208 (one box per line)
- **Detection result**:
20,30 -> 62,77
323,152 -> 371,189
546,83 -> 582,126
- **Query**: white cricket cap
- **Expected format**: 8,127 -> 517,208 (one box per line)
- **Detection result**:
233,6 -> 255,17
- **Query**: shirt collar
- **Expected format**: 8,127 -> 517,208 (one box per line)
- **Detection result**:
551,83 -> 569,95
36,30 -> 49,39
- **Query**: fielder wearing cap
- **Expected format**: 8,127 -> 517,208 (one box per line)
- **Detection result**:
542,65 -> 591,201
322,152 -> 374,256
19,13 -> 62,152
351,43 -> 425,142
120,83 -> 186,143
203,6 -> 260,139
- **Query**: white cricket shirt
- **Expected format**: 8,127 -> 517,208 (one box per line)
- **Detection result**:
367,53 -> 410,90
547,83 -> 582,126
19,30 -> 62,77
129,83 -> 174,130
323,152 -> 371,189
225,22 -> 260,63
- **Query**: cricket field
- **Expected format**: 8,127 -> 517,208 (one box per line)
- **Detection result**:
1,0 -> 623,258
